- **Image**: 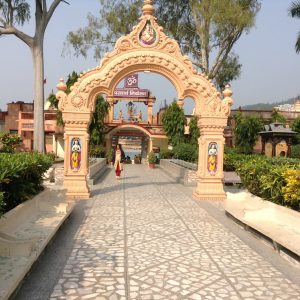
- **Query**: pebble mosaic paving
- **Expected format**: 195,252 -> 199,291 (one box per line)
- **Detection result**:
50,165 -> 300,300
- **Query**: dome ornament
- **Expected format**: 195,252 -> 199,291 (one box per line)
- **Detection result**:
142,0 -> 154,16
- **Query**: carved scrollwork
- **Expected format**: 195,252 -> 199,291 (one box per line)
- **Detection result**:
56,91 -> 67,111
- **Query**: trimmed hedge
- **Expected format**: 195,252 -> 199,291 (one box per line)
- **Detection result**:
0,152 -> 54,216
173,143 -> 198,162
224,152 -> 300,211
160,149 -> 173,159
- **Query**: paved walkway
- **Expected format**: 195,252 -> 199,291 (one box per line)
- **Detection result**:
14,165 -> 300,300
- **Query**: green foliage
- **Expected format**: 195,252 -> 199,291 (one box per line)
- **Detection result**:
289,1 -> 300,53
282,169 -> 300,210
215,53 -> 242,90
188,116 -> 200,146
66,71 -> 79,94
0,0 -> 31,26
160,149 -> 174,159
89,144 -> 105,158
89,95 -> 109,147
271,109 -> 287,123
224,152 -> 300,211
46,71 -> 79,127
0,132 -> 22,153
173,143 -> 198,162
223,151 -> 246,171
234,112 -> 263,154
65,0 -> 260,83
0,152 -> 54,214
162,101 -> 186,146
148,151 -> 157,164
47,93 -> 64,126
106,148 -> 114,162
291,116 -> 300,144
291,144 -> 300,158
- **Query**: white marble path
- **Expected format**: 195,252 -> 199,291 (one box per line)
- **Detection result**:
49,165 -> 300,300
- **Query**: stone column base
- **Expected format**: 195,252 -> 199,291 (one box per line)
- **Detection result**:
64,176 -> 90,200
193,180 -> 226,201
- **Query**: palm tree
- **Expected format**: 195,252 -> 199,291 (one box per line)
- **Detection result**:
289,1 -> 300,53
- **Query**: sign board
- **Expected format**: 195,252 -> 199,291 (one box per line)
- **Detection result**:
125,74 -> 139,88
114,89 -> 149,98
114,74 -> 150,99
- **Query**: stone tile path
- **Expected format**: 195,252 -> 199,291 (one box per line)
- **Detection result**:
50,165 -> 300,300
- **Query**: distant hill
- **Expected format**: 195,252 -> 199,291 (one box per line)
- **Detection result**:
241,95 -> 300,111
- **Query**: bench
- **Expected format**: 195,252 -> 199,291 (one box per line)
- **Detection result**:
225,190 -> 300,258
0,189 -> 74,300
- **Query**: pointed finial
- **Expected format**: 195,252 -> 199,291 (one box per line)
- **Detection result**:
223,84 -> 233,98
143,0 -> 154,16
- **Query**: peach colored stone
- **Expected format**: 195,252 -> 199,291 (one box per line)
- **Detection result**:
56,0 -> 233,200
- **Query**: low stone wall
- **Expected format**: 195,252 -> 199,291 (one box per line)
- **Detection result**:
225,190 -> 300,259
88,158 -> 107,185
159,159 -> 197,186
0,189 -> 74,300
159,159 -> 241,186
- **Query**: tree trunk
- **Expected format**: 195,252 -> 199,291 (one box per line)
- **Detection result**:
31,39 -> 45,153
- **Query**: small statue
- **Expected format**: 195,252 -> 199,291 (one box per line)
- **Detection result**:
119,110 -> 123,121
138,110 -> 142,122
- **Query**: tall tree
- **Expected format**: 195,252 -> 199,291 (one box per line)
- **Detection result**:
65,0 -> 260,86
89,95 -> 109,147
289,1 -> 300,53
234,112 -> 263,154
291,116 -> 300,143
271,109 -> 287,124
0,0 -> 67,153
162,100 -> 186,146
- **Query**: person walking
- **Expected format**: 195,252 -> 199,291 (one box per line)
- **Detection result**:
112,144 -> 126,179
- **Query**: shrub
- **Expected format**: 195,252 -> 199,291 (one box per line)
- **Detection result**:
282,169 -> 300,211
0,152 -> 54,214
0,132 -> 22,153
160,149 -> 173,159
106,148 -> 114,162
89,145 -> 105,157
173,143 -> 198,162
291,144 -> 300,159
229,153 -> 300,211
148,151 -> 157,164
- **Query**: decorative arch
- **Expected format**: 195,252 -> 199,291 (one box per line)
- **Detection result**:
107,124 -> 153,139
56,0 -> 233,200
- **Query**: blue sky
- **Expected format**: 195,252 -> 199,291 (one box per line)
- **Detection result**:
0,0 -> 299,113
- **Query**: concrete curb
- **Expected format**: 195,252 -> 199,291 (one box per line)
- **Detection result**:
0,189 -> 74,300
225,190 -> 300,260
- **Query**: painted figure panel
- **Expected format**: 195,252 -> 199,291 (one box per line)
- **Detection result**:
70,138 -> 82,171
208,142 -> 218,175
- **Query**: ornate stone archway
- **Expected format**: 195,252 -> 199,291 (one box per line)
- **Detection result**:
56,0 -> 233,200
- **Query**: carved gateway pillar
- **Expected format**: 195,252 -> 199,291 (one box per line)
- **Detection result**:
147,99 -> 153,124
193,85 -> 233,201
56,79 -> 91,199
63,115 -> 91,199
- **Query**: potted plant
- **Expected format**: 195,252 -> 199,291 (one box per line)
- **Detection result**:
148,151 -> 156,168
106,148 -> 113,165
